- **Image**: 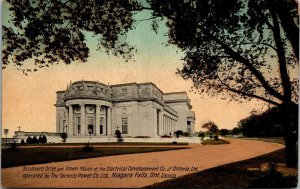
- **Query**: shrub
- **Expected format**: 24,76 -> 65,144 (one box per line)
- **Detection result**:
20,139 -> 25,145
32,136 -> 38,144
184,132 -> 190,137
42,135 -> 47,143
26,136 -> 33,144
38,136 -> 43,143
61,133 -> 67,142
115,130 -> 123,142
174,130 -> 184,138
214,135 -> 219,140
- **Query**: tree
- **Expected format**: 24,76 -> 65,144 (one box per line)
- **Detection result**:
3,129 -> 9,139
3,0 -> 298,167
21,139 -> 25,145
149,0 -> 298,167
238,107 -> 286,137
219,129 -> 230,136
202,121 -> 219,135
231,127 -> 241,135
2,0 -> 141,74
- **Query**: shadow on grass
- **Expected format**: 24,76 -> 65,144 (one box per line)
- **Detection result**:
144,149 -> 297,188
2,146 -> 189,168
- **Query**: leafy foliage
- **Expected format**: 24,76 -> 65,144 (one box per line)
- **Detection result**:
219,129 -> 230,136
3,0 -> 142,74
237,107 -> 297,137
149,0 -> 298,105
202,121 -> 219,134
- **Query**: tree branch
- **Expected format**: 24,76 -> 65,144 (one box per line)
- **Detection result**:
202,28 -> 285,102
217,75 -> 280,106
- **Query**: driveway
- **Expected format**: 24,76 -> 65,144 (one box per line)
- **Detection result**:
1,139 -> 283,188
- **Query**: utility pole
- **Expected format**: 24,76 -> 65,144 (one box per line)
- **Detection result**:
17,126 -> 21,132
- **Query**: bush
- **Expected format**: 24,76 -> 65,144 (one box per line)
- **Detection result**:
38,136 -> 43,143
32,136 -> 38,144
42,135 -> 47,143
26,136 -> 33,144
20,139 -> 25,145
115,130 -> 123,142
175,130 -> 184,138
183,132 -> 190,137
61,133 -> 67,142
214,135 -> 219,140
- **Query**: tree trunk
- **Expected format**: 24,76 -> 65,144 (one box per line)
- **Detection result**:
281,103 -> 298,168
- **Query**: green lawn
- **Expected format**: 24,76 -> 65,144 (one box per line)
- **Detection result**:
2,146 -> 189,168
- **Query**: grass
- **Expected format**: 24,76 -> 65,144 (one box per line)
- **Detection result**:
2,146 -> 189,168
4,142 -> 189,146
201,139 -> 230,145
237,137 -> 285,145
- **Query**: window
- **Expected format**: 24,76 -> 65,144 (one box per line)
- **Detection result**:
121,117 -> 128,134
87,118 -> 94,135
100,117 -> 104,134
121,88 -> 128,93
76,117 -> 81,134
62,120 -> 66,133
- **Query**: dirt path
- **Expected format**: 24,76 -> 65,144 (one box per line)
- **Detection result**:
1,139 -> 283,188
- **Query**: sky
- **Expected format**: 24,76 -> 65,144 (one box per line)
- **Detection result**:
2,2 -> 270,137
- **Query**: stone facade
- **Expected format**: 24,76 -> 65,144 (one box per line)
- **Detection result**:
55,81 -> 195,140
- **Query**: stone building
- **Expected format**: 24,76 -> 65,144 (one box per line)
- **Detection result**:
55,81 -> 195,141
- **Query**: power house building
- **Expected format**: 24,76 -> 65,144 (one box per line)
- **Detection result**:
55,81 -> 195,140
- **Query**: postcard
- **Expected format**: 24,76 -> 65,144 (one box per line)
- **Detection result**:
2,0 -> 298,188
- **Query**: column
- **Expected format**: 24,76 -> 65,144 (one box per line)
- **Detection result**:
107,107 -> 111,136
163,116 -> 165,135
65,108 -> 69,133
153,108 -> 157,137
166,117 -> 168,134
95,105 -> 100,135
103,107 -> 107,135
68,105 -> 73,136
80,104 -> 86,136
159,110 -> 163,136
